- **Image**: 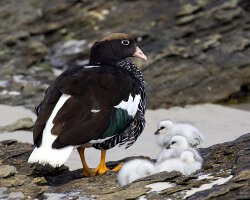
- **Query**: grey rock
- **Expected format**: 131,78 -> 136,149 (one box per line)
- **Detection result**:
0,133 -> 249,199
0,187 -> 8,198
0,0 -> 250,109
0,117 -> 34,132
47,39 -> 88,69
8,192 -> 25,200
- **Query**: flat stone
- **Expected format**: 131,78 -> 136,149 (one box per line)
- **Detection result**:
0,187 -> 7,198
177,4 -> 201,16
0,105 -> 36,127
0,117 -> 34,132
177,15 -> 196,25
8,192 -> 25,199
0,165 -> 16,178
2,35 -> 17,46
28,41 -> 48,56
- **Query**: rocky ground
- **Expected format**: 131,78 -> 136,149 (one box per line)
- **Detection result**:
0,133 -> 249,199
0,0 -> 250,109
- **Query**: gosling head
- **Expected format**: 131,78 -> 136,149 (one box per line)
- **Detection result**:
154,119 -> 174,136
165,135 -> 190,150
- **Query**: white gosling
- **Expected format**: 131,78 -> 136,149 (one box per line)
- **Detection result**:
154,120 -> 174,148
155,150 -> 202,175
155,136 -> 202,175
154,120 -> 204,148
118,159 -> 155,186
156,135 -> 189,163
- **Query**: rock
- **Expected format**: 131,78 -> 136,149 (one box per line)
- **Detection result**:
0,60 -> 15,76
28,41 -> 48,56
177,15 -> 196,25
8,191 -> 25,200
15,31 -> 30,40
0,105 -> 36,127
47,39 -> 88,69
0,133 -> 249,199
2,35 -> 17,46
0,175 -> 24,187
0,117 -> 34,132
0,165 -> 16,178
0,187 -> 8,198
0,0 -> 250,109
176,3 -> 201,16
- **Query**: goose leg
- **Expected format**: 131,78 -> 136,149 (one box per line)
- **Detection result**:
77,147 -> 95,177
78,147 -> 123,176
94,149 -> 109,175
94,149 -> 123,174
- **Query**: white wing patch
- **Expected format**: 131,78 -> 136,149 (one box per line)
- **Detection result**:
28,94 -> 74,167
115,94 -> 141,117
88,136 -> 113,144
91,109 -> 101,113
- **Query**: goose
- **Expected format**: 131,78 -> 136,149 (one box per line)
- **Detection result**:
28,33 -> 147,176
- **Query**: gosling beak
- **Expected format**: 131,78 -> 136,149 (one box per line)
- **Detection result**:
154,129 -> 160,135
133,46 -> 147,61
165,144 -> 171,149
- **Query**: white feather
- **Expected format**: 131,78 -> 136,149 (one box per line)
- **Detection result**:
115,94 -> 141,118
157,148 -> 182,163
179,151 -> 202,175
118,159 -> 155,186
88,136 -> 113,144
28,94 -> 74,167
155,136 -> 202,175
91,109 -> 101,113
155,150 -> 202,176
156,135 -> 189,163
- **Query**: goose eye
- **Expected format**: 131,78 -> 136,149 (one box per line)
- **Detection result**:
121,40 -> 130,45
171,141 -> 176,145
160,126 -> 165,130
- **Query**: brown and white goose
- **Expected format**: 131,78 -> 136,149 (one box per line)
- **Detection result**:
28,33 -> 147,176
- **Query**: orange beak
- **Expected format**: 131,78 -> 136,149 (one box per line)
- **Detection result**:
133,46 -> 147,61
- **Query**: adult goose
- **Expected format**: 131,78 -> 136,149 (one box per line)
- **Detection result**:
28,33 -> 147,176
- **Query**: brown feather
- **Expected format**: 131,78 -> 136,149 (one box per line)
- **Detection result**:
100,33 -> 131,41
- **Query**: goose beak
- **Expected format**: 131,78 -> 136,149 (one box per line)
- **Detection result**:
133,46 -> 147,61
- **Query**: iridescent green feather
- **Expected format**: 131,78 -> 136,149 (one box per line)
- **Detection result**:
102,108 -> 133,138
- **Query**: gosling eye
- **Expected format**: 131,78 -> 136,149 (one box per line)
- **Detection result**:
159,126 -> 165,130
171,141 -> 176,145
121,40 -> 130,45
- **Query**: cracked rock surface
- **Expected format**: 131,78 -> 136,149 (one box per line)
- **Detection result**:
0,0 -> 250,109
0,133 -> 249,199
